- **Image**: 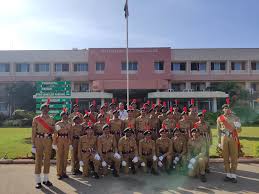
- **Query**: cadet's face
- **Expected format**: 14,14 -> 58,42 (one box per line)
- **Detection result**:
104,128 -> 110,135
168,113 -> 173,119
114,112 -> 119,118
74,107 -> 79,112
41,107 -> 49,114
128,111 -> 133,116
145,134 -> 152,139
126,131 -> 132,137
160,131 -> 167,138
62,114 -> 68,120
132,104 -> 136,109
223,107 -> 231,114
74,118 -> 81,124
87,129 -> 94,136
100,109 -> 105,114
192,131 -> 199,138
174,131 -> 180,137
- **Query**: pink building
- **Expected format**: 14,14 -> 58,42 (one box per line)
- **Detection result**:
0,47 -> 259,115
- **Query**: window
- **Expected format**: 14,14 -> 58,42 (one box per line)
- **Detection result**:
74,63 -> 88,72
154,61 -> 164,71
171,83 -> 186,91
191,62 -> 206,71
171,63 -> 186,71
121,61 -> 138,71
251,62 -> 259,70
0,64 -> 10,72
211,62 -> 226,71
0,103 -> 8,111
55,63 -> 69,72
16,63 -> 30,72
96,62 -> 105,71
35,64 -> 49,72
74,82 -> 89,92
191,82 -> 206,91
231,62 -> 245,70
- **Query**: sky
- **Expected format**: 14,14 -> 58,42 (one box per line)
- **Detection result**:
0,0 -> 259,50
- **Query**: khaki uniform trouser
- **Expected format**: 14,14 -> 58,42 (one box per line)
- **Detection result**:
188,156 -> 208,177
56,137 -> 69,176
122,153 -> 138,174
101,152 -> 121,175
71,139 -> 79,173
221,135 -> 238,173
140,155 -> 158,173
81,153 -> 101,176
34,137 -> 52,174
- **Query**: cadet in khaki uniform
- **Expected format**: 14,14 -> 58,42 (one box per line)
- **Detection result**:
139,130 -> 159,175
194,110 -> 212,173
88,104 -> 98,123
97,124 -> 121,177
158,104 -> 167,124
171,127 -> 187,172
94,114 -> 106,136
149,105 -> 161,140
32,103 -> 55,189
156,127 -> 172,174
78,126 -> 101,179
71,115 -> 83,175
131,99 -> 141,118
187,128 -> 208,182
69,104 -> 84,124
110,110 -> 124,143
188,104 -> 199,127
179,108 -> 192,140
118,127 -> 139,174
162,108 -> 176,138
136,106 -> 150,143
124,107 -> 136,132
217,102 -> 241,183
172,103 -> 181,123
107,99 -> 117,118
53,110 -> 72,180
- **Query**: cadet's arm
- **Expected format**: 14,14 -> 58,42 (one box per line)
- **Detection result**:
133,139 -> 138,156
152,141 -> 156,156
78,138 -> 82,161
113,135 -> 118,153
31,118 -> 37,146
118,139 -> 123,156
217,118 -> 221,144
138,141 -> 142,158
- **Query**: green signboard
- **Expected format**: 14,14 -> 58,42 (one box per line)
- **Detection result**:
35,81 -> 72,121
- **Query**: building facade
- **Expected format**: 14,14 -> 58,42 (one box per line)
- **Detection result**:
1,47 -> 259,115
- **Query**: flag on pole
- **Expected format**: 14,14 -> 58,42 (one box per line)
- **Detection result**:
124,0 -> 129,18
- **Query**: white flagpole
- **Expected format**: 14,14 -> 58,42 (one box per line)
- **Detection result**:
126,0 -> 129,108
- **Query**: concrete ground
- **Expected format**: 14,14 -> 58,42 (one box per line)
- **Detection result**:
0,163 -> 258,194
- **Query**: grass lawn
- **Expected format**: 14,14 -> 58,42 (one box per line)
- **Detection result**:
0,127 -> 259,159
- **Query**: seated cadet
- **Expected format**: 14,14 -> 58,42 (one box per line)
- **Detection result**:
171,127 -> 187,173
71,115 -> 83,175
118,127 -> 139,174
78,125 -> 101,179
97,124 -> 121,177
187,128 -> 208,182
53,109 -> 72,180
156,126 -> 172,174
139,130 -> 159,175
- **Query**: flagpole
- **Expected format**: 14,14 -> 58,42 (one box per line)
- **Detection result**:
126,0 -> 129,108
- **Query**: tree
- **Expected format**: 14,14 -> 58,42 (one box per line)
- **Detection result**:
6,82 -> 36,115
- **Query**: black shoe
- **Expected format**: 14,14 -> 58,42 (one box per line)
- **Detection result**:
166,169 -> 171,175
35,183 -> 42,189
231,178 -> 237,183
93,172 -> 99,179
76,170 -> 82,175
205,168 -> 210,173
58,175 -> 63,180
72,172 -> 76,175
224,176 -> 232,182
151,170 -> 160,176
43,181 -> 53,187
63,174 -> 69,178
113,170 -> 120,177
200,174 -> 207,182
132,166 -> 136,174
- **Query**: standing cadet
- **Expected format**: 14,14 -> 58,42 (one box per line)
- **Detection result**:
97,124 -> 121,177
124,106 -> 136,132
53,109 -> 72,180
149,104 -> 161,140
69,103 -> 84,124
217,99 -> 241,183
118,127 -> 139,174
131,99 -> 141,118
194,110 -> 212,173
187,128 -> 208,182
136,106 -> 150,143
171,127 -> 187,172
32,102 -> 55,189
139,130 -> 159,175
110,110 -> 124,143
188,99 -> 199,127
88,103 -> 98,124
179,107 -> 192,140
78,125 -> 101,179
156,127 -> 172,174
71,115 -> 83,175
107,98 -> 117,118
172,101 -> 181,123
162,108 -> 176,138
158,102 -> 168,124
93,114 -> 106,136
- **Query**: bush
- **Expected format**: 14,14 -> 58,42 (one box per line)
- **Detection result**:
0,113 -> 8,126
12,109 -> 35,123
232,105 -> 259,125
205,111 -> 221,126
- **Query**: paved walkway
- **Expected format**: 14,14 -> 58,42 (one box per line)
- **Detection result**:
0,163 -> 258,194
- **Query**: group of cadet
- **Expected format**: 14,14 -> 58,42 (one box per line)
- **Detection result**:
31,98 -> 241,189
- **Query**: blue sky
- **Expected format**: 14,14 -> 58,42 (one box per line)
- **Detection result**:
0,0 -> 259,50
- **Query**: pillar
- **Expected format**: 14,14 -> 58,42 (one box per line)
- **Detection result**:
212,98 -> 217,112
